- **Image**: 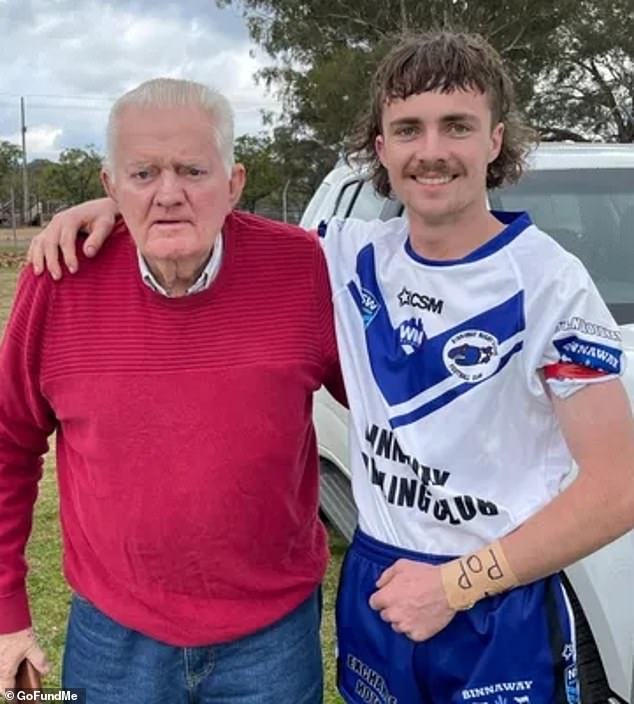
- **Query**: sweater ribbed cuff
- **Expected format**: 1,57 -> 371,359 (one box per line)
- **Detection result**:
0,589 -> 31,634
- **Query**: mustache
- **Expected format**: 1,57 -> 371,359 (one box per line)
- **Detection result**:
404,160 -> 460,177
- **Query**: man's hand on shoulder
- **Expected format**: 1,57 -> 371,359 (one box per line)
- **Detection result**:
27,198 -> 119,280
369,559 -> 456,641
0,627 -> 49,695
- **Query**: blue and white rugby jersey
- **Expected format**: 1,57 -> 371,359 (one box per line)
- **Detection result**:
321,211 -> 623,555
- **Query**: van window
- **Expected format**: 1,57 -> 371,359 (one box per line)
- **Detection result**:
490,168 -> 634,323
349,181 -> 389,221
334,181 -> 362,217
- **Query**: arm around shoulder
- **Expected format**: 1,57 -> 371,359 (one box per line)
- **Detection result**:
28,197 -> 119,279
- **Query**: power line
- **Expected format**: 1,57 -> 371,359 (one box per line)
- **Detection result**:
0,92 -> 115,101
0,92 -> 278,108
26,93 -> 116,100
24,105 -> 111,113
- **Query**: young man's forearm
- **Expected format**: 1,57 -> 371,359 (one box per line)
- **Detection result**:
442,380 -> 634,608
441,469 -> 634,610
502,468 -> 634,584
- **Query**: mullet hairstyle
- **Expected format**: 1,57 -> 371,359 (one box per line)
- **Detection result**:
345,31 -> 538,197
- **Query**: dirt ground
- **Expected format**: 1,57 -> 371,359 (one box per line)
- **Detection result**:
0,226 -> 41,247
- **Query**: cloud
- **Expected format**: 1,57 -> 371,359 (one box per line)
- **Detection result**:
0,126 -> 64,158
0,0 -> 279,160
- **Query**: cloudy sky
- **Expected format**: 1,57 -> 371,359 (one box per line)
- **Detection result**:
0,0 -> 280,161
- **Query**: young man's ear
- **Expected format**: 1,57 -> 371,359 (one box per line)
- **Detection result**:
375,135 -> 387,167
488,123 -> 505,164
229,163 -> 246,208
101,169 -> 118,203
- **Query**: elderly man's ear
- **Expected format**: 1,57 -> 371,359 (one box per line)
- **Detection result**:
100,169 -> 117,203
229,164 -> 246,208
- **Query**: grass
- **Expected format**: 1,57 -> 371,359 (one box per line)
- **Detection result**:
0,261 -> 345,702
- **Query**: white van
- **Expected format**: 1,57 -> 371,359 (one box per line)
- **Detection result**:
301,143 -> 634,703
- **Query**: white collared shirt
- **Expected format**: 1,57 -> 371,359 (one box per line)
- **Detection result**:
137,234 -> 223,296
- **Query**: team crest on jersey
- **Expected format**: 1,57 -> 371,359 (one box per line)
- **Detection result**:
346,242 -> 526,426
443,330 -> 500,383
360,288 -> 381,328
398,318 -> 425,354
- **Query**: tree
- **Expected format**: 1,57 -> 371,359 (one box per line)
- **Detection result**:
220,0 -> 633,143
269,125 -> 337,206
29,158 -> 58,201
528,0 -> 634,142
0,141 -> 22,202
219,0 -> 578,147
233,129 -> 337,220
234,134 -> 284,212
35,147 -> 104,205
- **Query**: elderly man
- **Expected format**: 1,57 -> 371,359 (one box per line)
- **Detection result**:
0,78 -> 343,703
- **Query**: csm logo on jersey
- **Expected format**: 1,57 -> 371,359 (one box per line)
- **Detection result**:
443,330 -> 500,383
398,286 -> 444,314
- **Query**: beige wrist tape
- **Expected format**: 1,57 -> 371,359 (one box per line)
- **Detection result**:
440,541 -> 519,611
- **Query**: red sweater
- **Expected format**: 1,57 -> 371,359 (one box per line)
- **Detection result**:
0,212 -> 343,645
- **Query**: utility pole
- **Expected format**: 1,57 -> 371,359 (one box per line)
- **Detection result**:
21,96 -> 29,226
10,184 -> 17,247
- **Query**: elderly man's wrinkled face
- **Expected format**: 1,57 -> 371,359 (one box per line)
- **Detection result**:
102,104 -> 244,265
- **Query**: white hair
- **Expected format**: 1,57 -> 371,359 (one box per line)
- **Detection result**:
104,78 -> 235,175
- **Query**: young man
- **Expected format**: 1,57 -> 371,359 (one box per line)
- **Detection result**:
26,33 -> 634,704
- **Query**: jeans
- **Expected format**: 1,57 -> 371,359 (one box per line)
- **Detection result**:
62,590 -> 323,703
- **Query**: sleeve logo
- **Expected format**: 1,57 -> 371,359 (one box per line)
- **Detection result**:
553,336 -> 622,375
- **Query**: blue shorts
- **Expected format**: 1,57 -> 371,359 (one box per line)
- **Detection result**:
336,530 -> 580,704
